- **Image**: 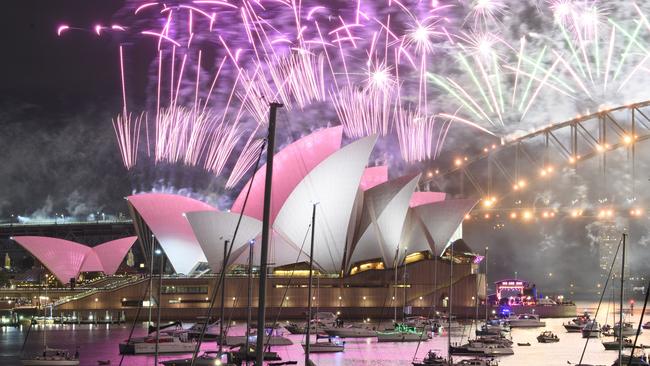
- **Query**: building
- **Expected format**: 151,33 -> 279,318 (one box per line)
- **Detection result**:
5,128 -> 489,320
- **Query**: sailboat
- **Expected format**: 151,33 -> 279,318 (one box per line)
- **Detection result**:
377,247 -> 429,342
21,271 -> 79,366
302,203 -> 345,355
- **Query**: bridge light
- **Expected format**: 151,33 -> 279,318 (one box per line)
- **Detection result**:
623,135 -> 633,144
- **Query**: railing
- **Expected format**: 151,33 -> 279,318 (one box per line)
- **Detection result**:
52,276 -> 147,307
0,219 -> 132,227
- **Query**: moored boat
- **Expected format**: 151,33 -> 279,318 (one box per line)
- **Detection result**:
377,323 -> 429,342
582,320 -> 602,338
614,322 -> 639,337
454,358 -> 499,366
21,348 -> 80,366
537,330 -> 560,343
412,350 -> 450,366
302,335 -> 344,353
118,335 -> 195,355
504,313 -> 545,328
323,324 -> 377,338
602,338 -> 650,351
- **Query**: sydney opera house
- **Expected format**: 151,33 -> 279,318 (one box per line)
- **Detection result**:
5,127 -> 488,320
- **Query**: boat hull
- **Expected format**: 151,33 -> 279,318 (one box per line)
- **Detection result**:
324,327 -> 377,338
302,344 -> 344,353
119,342 -> 196,355
581,329 -> 601,338
21,360 -> 80,366
507,320 -> 546,328
224,335 -> 293,346
377,332 -> 427,342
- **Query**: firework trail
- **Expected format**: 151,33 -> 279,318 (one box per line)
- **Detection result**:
60,0 -> 650,175
112,111 -> 144,169
226,137 -> 265,189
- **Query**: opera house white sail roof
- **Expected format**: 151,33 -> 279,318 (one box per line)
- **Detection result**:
13,129 -> 477,278
12,236 -> 137,283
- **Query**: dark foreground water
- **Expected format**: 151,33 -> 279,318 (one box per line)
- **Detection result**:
2,304 -> 649,366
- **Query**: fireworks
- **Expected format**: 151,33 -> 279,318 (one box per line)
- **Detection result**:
59,0 -> 650,176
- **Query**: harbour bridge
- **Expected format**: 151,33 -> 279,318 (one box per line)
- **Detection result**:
421,100 -> 650,219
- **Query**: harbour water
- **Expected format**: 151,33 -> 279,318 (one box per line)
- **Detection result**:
2,305 -> 648,366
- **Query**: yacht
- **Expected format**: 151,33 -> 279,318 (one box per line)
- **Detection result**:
450,340 -> 514,356
614,322 -> 639,337
454,359 -> 499,366
412,350 -> 451,366
602,338 -> 649,350
377,323 -> 429,342
162,320 -> 221,341
564,322 -> 586,332
160,351 -> 233,366
476,323 -> 509,337
610,351 -> 650,366
21,348 -> 80,366
119,334 -> 196,354
504,313 -> 545,327
324,324 -> 377,338
224,332 -> 293,346
537,330 -> 560,343
564,314 -> 590,332
302,335 -> 345,353
230,345 -> 281,362
582,320 -> 602,338
285,322 -> 313,334
313,312 -> 338,327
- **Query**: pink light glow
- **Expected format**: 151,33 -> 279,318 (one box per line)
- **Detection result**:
12,236 -> 137,283
127,193 -> 217,274
56,25 -> 69,36
92,237 -> 138,275
134,2 -> 159,14
409,191 -> 446,207
231,126 -> 343,222
141,31 -> 181,47
359,166 -> 388,191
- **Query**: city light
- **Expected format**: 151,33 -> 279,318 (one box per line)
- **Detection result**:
630,208 -> 643,217
482,196 -> 497,208
623,135 -> 633,144
522,210 -> 533,221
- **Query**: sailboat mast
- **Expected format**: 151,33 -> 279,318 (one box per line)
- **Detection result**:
393,248 -> 399,323
219,240 -> 228,355
305,203 -> 317,365
484,247 -> 488,323
403,248 -> 407,322
448,243 -> 453,363
245,240 -> 254,366
154,249 -> 164,366
255,102 -> 282,366
618,233 -> 626,364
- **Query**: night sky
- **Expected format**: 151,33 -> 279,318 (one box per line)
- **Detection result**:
0,1 -> 648,293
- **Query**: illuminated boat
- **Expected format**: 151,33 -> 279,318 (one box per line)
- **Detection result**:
377,323 -> 429,342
